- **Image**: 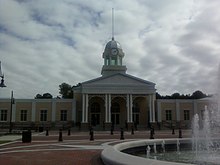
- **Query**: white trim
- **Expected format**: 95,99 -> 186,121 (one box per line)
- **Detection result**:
129,94 -> 133,122
85,94 -> 88,123
52,100 -> 56,122
105,94 -> 108,122
82,94 -> 85,123
126,94 -> 129,122
31,101 -> 36,122
175,100 -> 180,121
72,100 -> 76,121
152,94 -> 155,122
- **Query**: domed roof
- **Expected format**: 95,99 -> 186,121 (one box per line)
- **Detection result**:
104,37 -> 122,50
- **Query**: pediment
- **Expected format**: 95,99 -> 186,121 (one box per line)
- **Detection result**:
82,73 -> 155,87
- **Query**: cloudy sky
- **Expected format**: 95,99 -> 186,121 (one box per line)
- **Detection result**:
0,0 -> 220,99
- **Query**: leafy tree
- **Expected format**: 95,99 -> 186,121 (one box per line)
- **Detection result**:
190,90 -> 207,99
35,93 -> 53,99
171,93 -> 180,99
42,93 -> 52,99
59,83 -> 73,98
156,92 -> 162,99
35,94 -> 42,99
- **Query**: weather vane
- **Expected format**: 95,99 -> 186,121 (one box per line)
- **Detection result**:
112,8 -> 114,40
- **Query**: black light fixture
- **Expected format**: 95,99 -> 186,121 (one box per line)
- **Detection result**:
0,61 -> 6,88
0,75 -> 6,88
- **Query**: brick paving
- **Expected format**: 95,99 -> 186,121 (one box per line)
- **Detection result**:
0,150 -> 103,165
0,129 -> 191,165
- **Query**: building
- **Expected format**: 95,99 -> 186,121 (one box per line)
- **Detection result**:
0,37 -> 211,130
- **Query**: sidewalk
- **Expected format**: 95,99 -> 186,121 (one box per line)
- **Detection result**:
0,129 -> 191,165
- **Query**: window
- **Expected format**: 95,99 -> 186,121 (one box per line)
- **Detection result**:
0,110 -> 7,121
133,103 -> 140,124
184,110 -> 190,120
60,110 -> 67,121
165,110 -> 172,120
40,110 -> 47,121
20,110 -> 27,121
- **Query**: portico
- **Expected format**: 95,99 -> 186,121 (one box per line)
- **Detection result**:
79,93 -> 156,128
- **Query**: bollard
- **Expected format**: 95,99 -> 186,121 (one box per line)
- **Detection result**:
152,127 -> 155,135
131,126 -> 134,135
90,127 -> 94,141
110,125 -> 114,135
150,129 -> 154,139
68,129 -> 71,136
58,129 -> 63,142
179,128 -> 182,138
120,128 -> 124,140
172,127 -> 175,135
46,129 -> 49,136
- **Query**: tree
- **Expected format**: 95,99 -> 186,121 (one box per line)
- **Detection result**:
59,83 -> 73,98
156,92 -> 162,99
171,93 -> 180,99
35,93 -> 53,99
42,93 -> 52,99
190,90 -> 207,99
35,94 -> 42,99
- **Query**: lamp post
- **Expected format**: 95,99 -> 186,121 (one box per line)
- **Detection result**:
9,91 -> 14,133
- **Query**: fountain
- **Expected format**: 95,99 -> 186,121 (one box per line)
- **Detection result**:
192,105 -> 220,164
191,65 -> 220,164
146,145 -> 151,158
101,66 -> 220,165
154,143 -> 157,154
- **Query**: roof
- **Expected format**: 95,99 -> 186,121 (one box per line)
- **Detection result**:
73,73 -> 156,94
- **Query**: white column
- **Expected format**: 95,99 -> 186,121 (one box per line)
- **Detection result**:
126,94 -> 130,122
82,94 -> 85,123
52,100 -> 56,122
149,95 -> 152,122
31,100 -> 36,122
108,94 -> 111,122
176,100 -> 180,121
105,94 -> 108,122
71,99 -> 76,121
129,94 -> 133,122
152,94 -> 155,122
85,94 -> 88,123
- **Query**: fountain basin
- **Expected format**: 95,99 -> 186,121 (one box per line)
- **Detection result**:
101,138 -> 193,165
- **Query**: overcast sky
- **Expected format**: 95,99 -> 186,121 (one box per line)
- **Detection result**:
0,0 -> 220,99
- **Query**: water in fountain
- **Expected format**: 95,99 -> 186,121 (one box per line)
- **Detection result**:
192,65 -> 220,164
161,140 -> 165,153
177,139 -> 180,153
146,145 -> 151,158
154,143 -> 157,154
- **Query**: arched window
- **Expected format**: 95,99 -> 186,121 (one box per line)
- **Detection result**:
91,102 -> 100,113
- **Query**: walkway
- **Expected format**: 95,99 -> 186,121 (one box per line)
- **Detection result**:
0,129 -> 191,165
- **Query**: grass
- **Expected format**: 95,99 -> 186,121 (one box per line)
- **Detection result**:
0,141 -> 11,144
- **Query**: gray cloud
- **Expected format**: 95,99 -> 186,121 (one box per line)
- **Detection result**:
0,0 -> 220,98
